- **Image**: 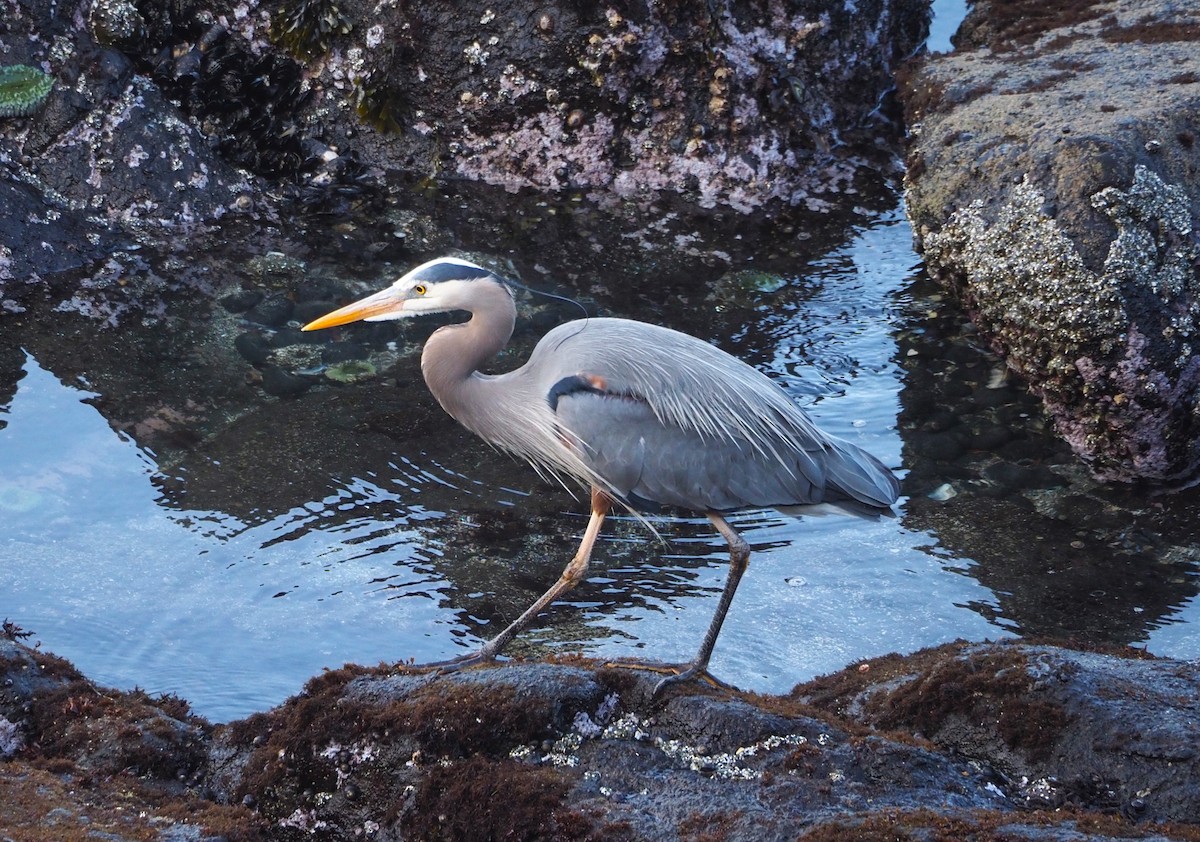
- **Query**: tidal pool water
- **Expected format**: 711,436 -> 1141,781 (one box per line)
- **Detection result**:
5,197 -> 1198,723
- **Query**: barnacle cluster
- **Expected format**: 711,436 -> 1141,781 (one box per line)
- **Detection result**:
0,65 -> 53,118
270,0 -> 353,60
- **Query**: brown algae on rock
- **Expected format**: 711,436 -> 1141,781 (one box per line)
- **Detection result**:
0,65 -> 53,117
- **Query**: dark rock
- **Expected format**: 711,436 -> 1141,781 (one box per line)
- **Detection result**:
971,384 -> 1019,409
982,460 -> 1067,490
244,294 -> 294,328
220,288 -> 265,313
998,437 -> 1056,463
268,327 -> 322,348
293,299 -> 341,326
901,0 -> 1200,485
1053,494 -> 1128,531
966,421 -> 1012,452
6,637 -> 1200,840
0,0 -> 931,326
908,429 -> 966,463
293,279 -> 341,304
799,641 -> 1200,825
920,409 -> 960,433
291,0 -> 929,212
0,639 -> 207,781
321,341 -> 370,364
260,365 -> 312,397
233,331 -> 271,365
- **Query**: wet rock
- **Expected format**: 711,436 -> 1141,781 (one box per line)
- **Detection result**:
303,0 -> 929,213
1,0 -> 930,327
908,429 -> 967,463
6,636 -> 1200,840
293,299 -> 341,326
320,340 -> 370,365
901,0 -> 1200,485
246,252 -> 307,286
268,327 -> 322,348
971,383 -> 1019,409
0,1 -> 258,320
244,293 -> 295,328
981,460 -> 1067,491
966,421 -> 1011,452
233,331 -> 271,366
219,288 -> 265,314
1052,494 -> 1128,532
260,364 -> 312,397
87,0 -> 146,52
799,641 -> 1200,825
0,639 -> 207,782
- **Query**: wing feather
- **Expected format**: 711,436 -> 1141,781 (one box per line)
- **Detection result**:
530,318 -> 898,510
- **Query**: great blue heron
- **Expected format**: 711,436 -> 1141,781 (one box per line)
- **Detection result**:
303,256 -> 900,692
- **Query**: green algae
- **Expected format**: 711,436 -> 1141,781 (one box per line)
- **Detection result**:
0,484 -> 43,513
324,360 -> 377,383
0,65 -> 53,118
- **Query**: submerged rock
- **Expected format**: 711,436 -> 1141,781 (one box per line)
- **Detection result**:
901,0 -> 1200,486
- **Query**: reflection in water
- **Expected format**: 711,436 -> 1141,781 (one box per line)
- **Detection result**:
3,210 -> 1199,722
894,271 -> 1200,646
0,355 -> 456,717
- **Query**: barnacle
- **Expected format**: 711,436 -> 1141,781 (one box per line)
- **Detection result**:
0,65 -> 53,117
271,0 -> 353,60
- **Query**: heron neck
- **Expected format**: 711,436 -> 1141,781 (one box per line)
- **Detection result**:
420,282 -> 517,427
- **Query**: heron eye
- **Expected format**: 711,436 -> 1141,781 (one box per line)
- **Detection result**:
414,284 -> 427,295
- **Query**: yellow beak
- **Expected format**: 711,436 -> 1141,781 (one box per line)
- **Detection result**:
301,288 -> 404,331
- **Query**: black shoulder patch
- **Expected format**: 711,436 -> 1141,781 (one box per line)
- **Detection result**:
547,375 -> 604,411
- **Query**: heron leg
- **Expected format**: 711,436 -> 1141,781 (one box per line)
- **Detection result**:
430,488 -> 611,672
653,511 -> 750,696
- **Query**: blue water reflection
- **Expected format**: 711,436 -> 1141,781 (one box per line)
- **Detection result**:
1,356 -> 455,717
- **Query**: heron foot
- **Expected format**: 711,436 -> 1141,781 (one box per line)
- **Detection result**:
604,659 -> 731,696
651,663 -> 733,698
399,650 -> 497,676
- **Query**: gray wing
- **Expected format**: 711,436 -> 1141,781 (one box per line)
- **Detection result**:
532,318 -> 899,511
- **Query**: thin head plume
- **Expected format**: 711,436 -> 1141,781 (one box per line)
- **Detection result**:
494,271 -> 593,351
495,272 -> 590,321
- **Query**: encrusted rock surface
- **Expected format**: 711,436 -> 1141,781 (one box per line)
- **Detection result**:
295,0 -> 928,212
900,0 -> 1200,485
0,0 -> 258,319
1,0 -> 928,321
4,634 -> 1200,840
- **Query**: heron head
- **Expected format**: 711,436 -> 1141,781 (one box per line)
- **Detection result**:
301,256 -> 507,331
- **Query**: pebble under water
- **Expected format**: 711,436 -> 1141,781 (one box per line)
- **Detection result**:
2,200 -> 1199,723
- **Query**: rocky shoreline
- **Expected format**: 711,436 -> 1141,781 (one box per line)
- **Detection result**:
3,634 -> 1199,840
